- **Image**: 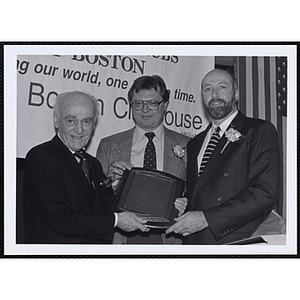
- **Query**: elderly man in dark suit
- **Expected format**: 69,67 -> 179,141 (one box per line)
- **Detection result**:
23,91 -> 149,244
166,69 -> 280,244
97,75 -> 190,244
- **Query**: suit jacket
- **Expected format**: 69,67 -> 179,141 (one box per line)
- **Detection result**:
96,126 -> 190,244
23,135 -> 115,244
185,111 -> 280,244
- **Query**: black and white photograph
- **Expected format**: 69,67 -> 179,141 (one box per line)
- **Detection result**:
3,44 -> 296,256
1,0 -> 299,297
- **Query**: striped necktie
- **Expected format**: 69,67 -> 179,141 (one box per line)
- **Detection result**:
74,149 -> 92,184
198,126 -> 220,177
143,132 -> 156,170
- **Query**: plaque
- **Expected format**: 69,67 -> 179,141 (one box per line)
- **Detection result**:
116,168 -> 185,228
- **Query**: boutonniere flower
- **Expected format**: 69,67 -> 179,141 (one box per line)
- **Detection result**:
172,145 -> 185,159
220,128 -> 245,154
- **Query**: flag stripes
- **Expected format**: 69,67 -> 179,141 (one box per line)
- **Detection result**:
237,56 -> 287,125
237,57 -> 247,114
269,57 -> 277,127
237,56 -> 287,218
264,57 -> 271,122
252,56 -> 259,118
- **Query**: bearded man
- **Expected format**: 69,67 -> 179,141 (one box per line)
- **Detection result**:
166,69 -> 281,244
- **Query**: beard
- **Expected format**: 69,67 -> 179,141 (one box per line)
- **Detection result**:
204,97 -> 236,120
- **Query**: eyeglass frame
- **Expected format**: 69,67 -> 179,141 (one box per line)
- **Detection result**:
130,99 -> 165,111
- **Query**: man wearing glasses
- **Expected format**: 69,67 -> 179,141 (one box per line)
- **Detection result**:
96,75 -> 190,244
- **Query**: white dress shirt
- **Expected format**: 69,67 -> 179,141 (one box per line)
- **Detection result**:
197,110 -> 238,169
131,124 -> 164,171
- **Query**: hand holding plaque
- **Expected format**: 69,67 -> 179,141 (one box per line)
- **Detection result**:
115,168 -> 185,228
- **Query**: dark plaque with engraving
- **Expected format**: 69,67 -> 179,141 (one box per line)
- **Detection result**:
116,168 -> 185,228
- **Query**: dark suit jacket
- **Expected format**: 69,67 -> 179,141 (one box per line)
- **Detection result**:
185,111 -> 280,244
23,135 -> 115,244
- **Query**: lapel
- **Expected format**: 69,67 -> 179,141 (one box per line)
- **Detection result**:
163,127 -> 181,174
51,135 -> 95,209
113,128 -> 134,162
87,153 -> 108,211
191,111 -> 246,202
187,123 -> 211,194
189,123 -> 212,177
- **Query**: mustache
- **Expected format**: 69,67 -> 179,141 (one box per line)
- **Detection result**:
208,98 -> 226,105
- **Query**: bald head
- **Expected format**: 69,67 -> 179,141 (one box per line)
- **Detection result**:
53,91 -> 99,151
201,69 -> 237,91
201,69 -> 238,123
54,91 -> 98,121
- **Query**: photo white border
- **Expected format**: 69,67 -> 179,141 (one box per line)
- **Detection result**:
4,44 -> 297,256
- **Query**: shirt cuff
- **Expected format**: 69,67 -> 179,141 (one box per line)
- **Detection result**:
114,213 -> 118,227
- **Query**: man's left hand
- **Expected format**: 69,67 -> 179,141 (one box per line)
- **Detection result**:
174,197 -> 188,217
165,211 -> 209,236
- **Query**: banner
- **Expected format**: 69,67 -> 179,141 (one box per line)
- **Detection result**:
17,55 -> 214,157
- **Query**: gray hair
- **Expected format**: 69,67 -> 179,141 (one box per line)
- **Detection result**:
54,91 -> 99,120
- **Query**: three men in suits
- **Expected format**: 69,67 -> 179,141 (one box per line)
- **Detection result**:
97,75 -> 190,244
166,69 -> 280,244
23,91 -> 149,244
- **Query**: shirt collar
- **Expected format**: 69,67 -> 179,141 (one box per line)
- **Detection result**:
134,124 -> 164,142
212,110 -> 238,136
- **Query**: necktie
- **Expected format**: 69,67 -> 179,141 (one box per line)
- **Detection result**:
74,149 -> 92,184
198,126 -> 220,177
144,132 -> 156,170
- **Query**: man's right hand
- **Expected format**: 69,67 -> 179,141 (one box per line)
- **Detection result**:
108,161 -> 133,190
116,212 -> 150,232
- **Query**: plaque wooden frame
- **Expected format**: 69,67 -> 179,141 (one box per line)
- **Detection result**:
116,168 -> 185,228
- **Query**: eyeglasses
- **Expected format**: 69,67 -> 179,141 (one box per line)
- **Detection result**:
131,99 -> 164,111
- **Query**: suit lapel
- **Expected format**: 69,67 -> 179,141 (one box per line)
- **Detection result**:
191,135 -> 228,199
163,127 -> 181,174
88,155 -> 109,211
190,124 -> 212,174
187,124 -> 211,192
191,111 -> 246,202
51,135 -> 95,208
114,128 -> 134,162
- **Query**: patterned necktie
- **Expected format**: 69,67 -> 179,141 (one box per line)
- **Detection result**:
144,132 -> 156,170
74,149 -> 92,184
198,126 -> 221,177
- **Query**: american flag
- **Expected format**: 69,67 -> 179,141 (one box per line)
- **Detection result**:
237,56 -> 287,218
276,57 -> 287,117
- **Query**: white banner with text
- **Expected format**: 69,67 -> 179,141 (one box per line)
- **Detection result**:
17,54 -> 214,157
